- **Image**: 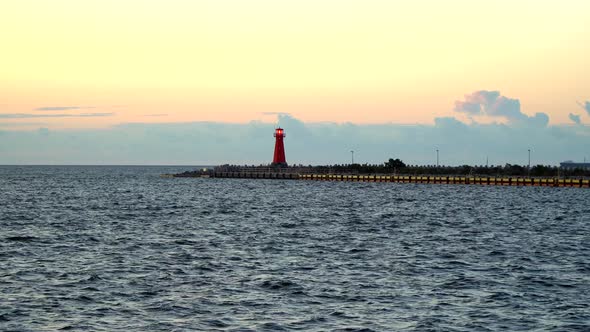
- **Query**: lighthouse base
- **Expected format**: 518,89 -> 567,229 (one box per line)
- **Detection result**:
271,162 -> 288,168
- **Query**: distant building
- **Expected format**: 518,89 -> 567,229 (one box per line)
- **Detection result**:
560,161 -> 590,170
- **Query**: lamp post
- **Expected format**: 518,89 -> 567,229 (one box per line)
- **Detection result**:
527,149 -> 531,177
436,149 -> 439,167
351,150 -> 354,165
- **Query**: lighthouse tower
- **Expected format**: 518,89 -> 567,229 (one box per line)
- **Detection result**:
272,127 -> 287,167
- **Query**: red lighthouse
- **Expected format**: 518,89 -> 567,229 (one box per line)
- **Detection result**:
272,127 -> 287,167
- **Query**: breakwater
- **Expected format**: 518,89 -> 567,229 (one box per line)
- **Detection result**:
171,170 -> 589,188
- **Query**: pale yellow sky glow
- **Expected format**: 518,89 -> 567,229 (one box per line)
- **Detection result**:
1,0 -> 589,129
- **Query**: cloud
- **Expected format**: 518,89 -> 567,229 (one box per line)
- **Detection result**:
434,117 -> 471,133
34,106 -> 95,111
577,101 -> 590,116
0,114 -> 588,166
453,100 -> 482,115
454,90 -> 549,127
454,90 -> 500,115
527,112 -> 550,127
569,113 -> 582,125
75,113 -> 114,117
0,121 -> 47,127
0,113 -> 115,119
262,112 -> 292,116
144,114 -> 168,117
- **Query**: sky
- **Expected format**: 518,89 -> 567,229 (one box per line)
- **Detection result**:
1,0 -> 589,165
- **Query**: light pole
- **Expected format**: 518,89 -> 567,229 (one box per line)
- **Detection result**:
527,149 -> 531,177
351,150 -> 354,165
436,149 -> 439,167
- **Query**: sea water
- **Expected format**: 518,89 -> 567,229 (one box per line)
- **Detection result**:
1,166 -> 589,331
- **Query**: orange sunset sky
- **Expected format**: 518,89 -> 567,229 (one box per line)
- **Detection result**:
1,0 -> 589,130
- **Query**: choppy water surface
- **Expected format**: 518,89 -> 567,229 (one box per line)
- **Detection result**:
1,166 -> 589,331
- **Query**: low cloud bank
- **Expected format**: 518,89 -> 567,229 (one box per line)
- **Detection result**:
0,114 -> 588,165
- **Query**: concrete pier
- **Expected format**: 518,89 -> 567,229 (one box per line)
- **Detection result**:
170,171 -> 590,188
